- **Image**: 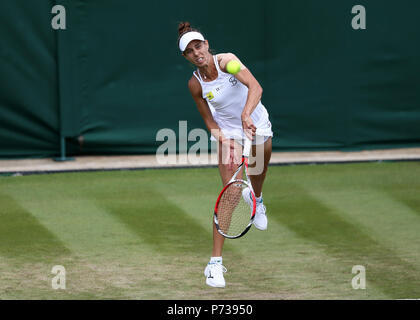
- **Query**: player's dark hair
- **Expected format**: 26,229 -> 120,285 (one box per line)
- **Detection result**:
177,21 -> 199,40
177,22 -> 214,54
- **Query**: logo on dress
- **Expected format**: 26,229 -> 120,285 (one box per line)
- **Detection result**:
229,76 -> 237,86
205,92 -> 214,100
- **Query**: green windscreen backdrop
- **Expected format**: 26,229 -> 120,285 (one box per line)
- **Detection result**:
0,0 -> 419,158
0,0 -> 59,158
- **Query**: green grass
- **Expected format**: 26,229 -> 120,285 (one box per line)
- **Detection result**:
1,161 -> 420,299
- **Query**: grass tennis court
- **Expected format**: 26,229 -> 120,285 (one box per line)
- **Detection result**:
1,161 -> 420,299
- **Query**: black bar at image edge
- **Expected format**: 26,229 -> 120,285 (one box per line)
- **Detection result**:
0,300 -> 417,318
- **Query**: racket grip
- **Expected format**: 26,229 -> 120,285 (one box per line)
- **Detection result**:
243,137 -> 252,158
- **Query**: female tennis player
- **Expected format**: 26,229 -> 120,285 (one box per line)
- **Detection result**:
178,22 -> 273,288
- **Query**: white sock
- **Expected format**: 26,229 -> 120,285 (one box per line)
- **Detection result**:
256,193 -> 263,203
210,256 -> 222,264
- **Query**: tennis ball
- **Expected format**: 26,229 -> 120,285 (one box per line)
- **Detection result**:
226,60 -> 241,75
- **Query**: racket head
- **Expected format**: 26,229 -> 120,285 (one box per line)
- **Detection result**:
214,179 -> 256,239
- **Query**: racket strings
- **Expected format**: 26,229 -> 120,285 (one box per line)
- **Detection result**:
216,181 -> 253,237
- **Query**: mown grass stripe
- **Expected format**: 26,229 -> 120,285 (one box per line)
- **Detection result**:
309,188 -> 420,264
1,163 -> 419,299
94,187 -> 213,256
0,193 -> 71,261
270,183 -> 420,298
384,187 -> 420,218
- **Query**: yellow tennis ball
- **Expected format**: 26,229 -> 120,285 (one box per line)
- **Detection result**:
226,60 -> 241,75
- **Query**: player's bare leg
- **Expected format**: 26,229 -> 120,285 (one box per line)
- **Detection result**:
245,137 -> 272,230
212,139 -> 243,256
204,139 -> 242,287
249,137 -> 272,197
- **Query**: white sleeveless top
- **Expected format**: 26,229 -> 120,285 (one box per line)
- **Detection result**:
193,55 -> 273,141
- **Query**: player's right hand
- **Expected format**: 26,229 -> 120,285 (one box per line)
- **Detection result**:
241,115 -> 256,140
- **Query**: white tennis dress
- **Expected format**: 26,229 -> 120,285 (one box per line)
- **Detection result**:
193,54 -> 273,144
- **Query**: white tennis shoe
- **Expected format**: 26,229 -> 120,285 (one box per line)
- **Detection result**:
204,263 -> 227,288
242,187 -> 268,231
254,202 -> 268,230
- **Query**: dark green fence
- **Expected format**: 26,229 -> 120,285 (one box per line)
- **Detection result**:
1,0 -> 419,158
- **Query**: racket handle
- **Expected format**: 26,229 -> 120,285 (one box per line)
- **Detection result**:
243,137 -> 252,158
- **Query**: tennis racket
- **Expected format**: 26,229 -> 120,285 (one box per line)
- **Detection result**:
214,137 -> 256,239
